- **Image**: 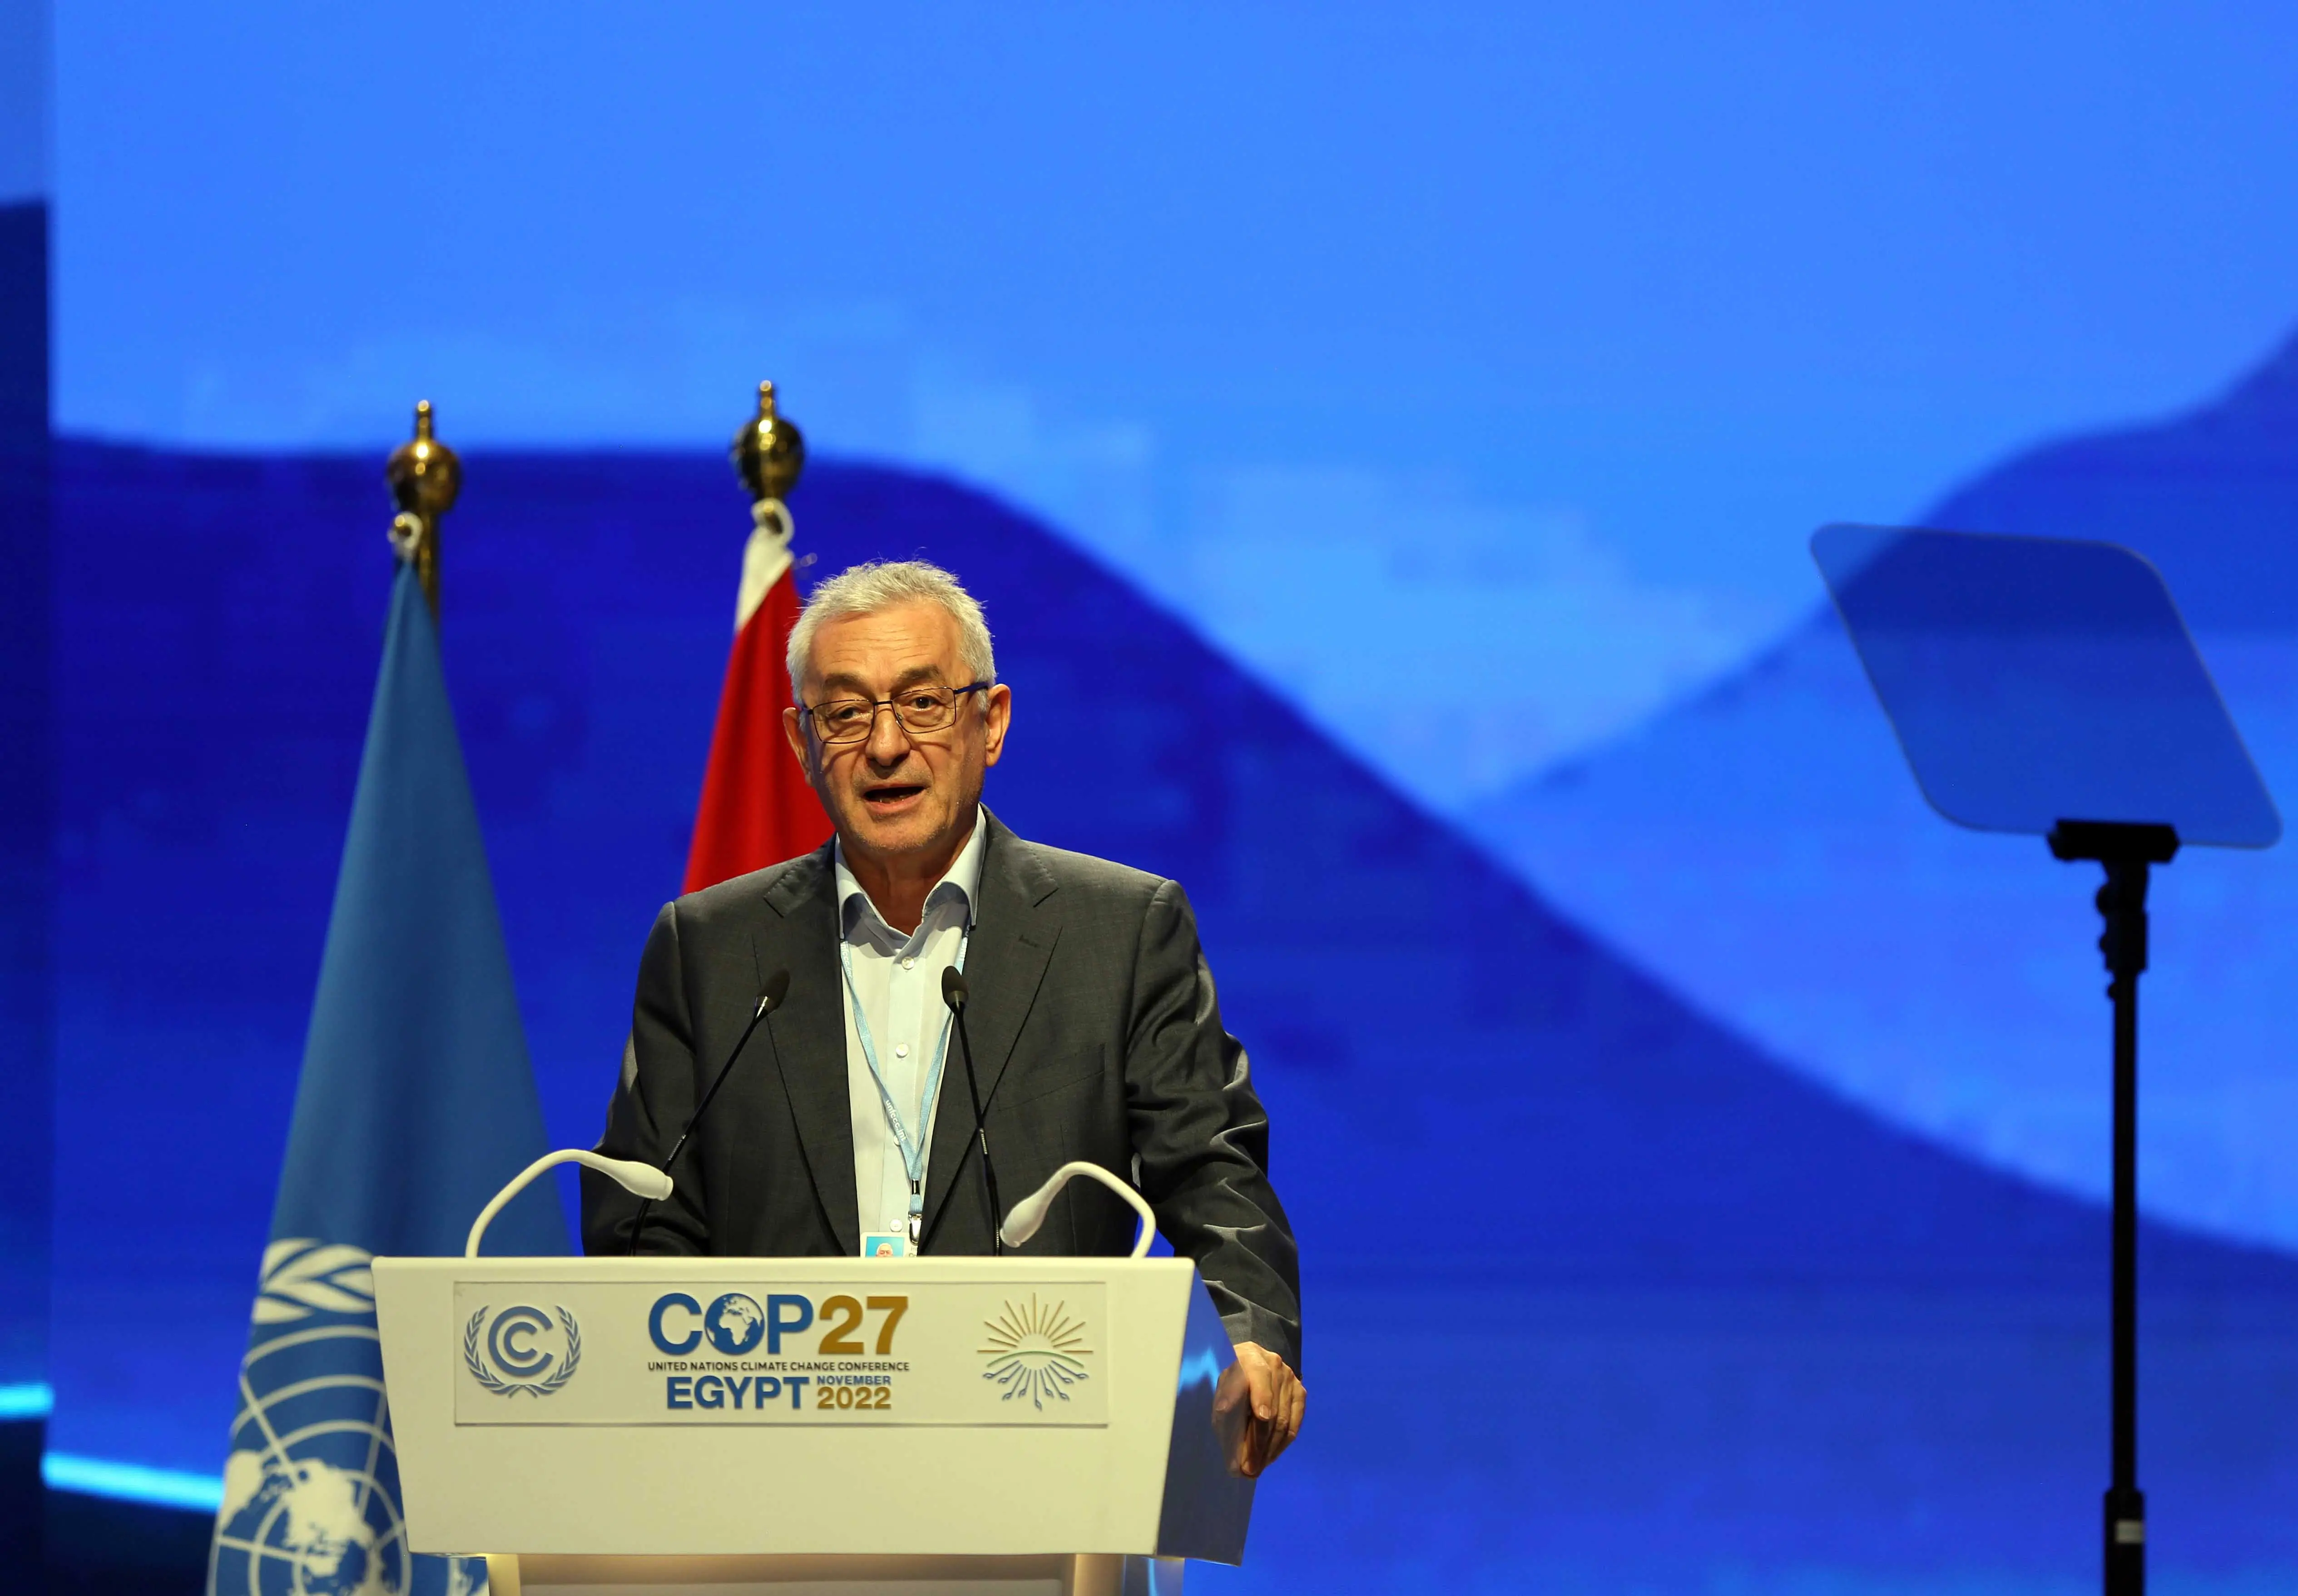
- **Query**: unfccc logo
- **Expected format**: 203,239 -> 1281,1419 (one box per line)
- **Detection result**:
464,1304 -> 583,1397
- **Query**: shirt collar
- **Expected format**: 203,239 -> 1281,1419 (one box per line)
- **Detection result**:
833,808 -> 987,947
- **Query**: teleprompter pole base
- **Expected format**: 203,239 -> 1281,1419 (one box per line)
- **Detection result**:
2105,1487 -> 2146,1596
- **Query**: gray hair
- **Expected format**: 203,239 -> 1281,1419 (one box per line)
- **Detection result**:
786,559 -> 997,700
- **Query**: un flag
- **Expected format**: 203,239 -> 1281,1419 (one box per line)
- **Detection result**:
208,563 -> 566,1596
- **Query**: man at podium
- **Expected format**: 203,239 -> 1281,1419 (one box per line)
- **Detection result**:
584,560 -> 1305,1475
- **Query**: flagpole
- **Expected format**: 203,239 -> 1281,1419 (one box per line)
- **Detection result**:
681,379 -> 830,892
387,399 -> 461,614
211,393 -> 561,1596
731,378 -> 806,534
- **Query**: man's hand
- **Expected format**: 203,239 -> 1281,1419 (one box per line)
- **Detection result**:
1213,1341 -> 1305,1477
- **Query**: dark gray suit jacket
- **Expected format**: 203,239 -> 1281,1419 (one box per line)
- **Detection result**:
580,811 -> 1302,1371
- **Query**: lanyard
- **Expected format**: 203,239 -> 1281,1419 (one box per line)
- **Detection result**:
839,922 -> 971,1244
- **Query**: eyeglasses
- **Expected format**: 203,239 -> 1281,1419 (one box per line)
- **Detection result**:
801,680 -> 994,744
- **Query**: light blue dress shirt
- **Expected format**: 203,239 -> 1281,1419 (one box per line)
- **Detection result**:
833,816 -> 986,1248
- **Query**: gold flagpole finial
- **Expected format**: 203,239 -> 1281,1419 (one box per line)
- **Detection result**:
731,380 -> 806,510
387,399 -> 462,614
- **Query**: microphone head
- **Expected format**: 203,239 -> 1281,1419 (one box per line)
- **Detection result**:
999,1187 -> 1050,1249
587,1154 -> 674,1202
941,965 -> 970,1011
758,968 -> 792,1015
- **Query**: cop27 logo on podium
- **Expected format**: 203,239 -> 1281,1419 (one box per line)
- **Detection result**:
464,1304 -> 583,1397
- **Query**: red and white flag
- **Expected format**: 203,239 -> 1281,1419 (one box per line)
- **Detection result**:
683,500 -> 831,892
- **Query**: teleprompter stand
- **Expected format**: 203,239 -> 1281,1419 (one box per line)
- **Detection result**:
1814,525 -> 2282,1596
2048,818 -> 2176,1591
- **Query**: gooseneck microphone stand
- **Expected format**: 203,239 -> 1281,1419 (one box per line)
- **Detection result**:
942,967 -> 1003,1255
628,969 -> 791,1255
2049,820 -> 2177,1596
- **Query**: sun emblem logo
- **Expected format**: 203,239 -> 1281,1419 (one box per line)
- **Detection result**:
978,1294 -> 1094,1409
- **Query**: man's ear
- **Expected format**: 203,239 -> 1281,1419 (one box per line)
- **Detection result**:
981,683 -> 1013,768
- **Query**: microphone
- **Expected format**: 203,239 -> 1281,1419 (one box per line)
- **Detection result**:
941,966 -> 1004,1256
468,1151 -> 669,1259
1001,1160 -> 1155,1259
627,967 -> 791,1255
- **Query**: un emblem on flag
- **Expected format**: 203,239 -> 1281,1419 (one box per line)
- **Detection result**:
212,1239 -> 486,1596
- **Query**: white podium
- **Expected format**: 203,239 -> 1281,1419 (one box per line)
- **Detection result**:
372,1255 -> 1256,1596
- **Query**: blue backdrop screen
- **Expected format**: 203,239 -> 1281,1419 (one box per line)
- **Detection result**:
46,441 -> 2298,1590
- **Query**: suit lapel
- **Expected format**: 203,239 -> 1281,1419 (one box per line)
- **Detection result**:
922,813 -> 1060,1247
756,846 -> 859,1256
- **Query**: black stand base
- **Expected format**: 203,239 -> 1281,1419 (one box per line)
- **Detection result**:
2105,1487 -> 2146,1596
